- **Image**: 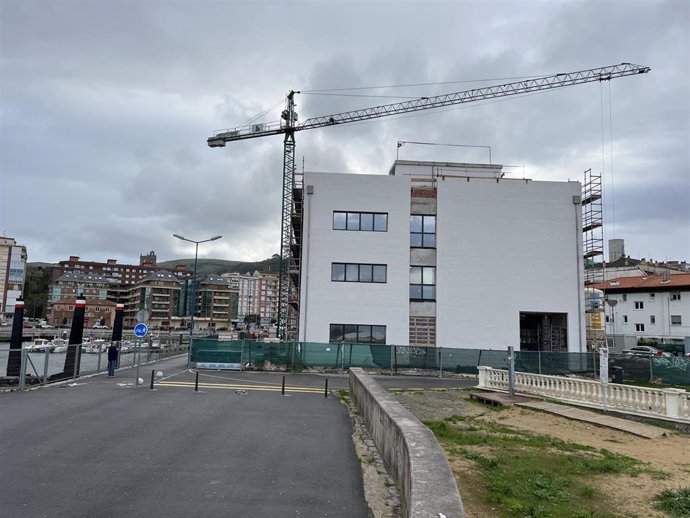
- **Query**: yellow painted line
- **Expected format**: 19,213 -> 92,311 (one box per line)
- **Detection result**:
156,381 -> 324,394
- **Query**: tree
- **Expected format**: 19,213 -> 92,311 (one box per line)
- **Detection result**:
24,265 -> 50,319
244,314 -> 260,324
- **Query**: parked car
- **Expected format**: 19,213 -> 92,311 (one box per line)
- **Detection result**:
621,345 -> 671,357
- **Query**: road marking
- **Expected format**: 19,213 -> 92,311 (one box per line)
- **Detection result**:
156,381 -> 325,394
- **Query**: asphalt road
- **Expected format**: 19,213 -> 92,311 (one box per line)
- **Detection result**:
1,356 -> 369,518
1,356 -> 475,518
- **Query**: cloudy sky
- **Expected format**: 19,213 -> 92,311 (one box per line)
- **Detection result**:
1,0 -> 688,266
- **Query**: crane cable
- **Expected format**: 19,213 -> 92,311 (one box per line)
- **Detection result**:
301,74 -> 549,93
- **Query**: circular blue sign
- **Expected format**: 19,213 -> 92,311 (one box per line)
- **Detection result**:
134,322 -> 148,338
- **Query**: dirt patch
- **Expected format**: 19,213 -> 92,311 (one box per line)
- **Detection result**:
393,389 -> 690,518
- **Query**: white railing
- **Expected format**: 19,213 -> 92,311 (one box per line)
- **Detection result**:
477,366 -> 690,422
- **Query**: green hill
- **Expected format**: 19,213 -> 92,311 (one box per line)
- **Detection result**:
157,255 -> 280,276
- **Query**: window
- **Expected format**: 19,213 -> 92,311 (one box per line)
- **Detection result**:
622,294 -> 627,301
623,315 -> 628,323
650,293 -> 655,300
650,315 -> 656,325
635,323 -> 645,332
331,263 -> 387,283
333,211 -> 388,231
410,215 -> 436,248
634,301 -> 644,310
410,266 -> 436,300
671,315 -> 682,326
671,292 -> 681,301
329,324 -> 386,344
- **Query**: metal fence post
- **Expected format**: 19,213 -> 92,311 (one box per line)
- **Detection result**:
438,348 -> 443,378
43,348 -> 50,385
538,349 -> 542,375
390,345 -> 394,376
649,356 -> 654,383
19,349 -> 27,391
508,346 -> 515,399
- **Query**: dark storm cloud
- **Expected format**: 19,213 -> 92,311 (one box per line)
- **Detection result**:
1,0 -> 688,265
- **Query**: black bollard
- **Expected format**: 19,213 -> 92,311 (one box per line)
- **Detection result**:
194,371 -> 199,392
324,378 -> 328,398
282,375 -> 285,396
150,370 -> 155,390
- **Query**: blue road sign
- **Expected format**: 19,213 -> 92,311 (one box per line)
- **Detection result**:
134,322 -> 148,338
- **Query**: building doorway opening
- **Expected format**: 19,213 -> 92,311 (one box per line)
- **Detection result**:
519,312 -> 568,352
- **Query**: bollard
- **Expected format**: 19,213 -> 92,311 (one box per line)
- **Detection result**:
194,371 -> 199,392
282,375 -> 285,396
150,370 -> 155,390
324,378 -> 328,398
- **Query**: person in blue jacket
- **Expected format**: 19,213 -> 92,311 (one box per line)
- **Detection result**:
107,343 -> 119,377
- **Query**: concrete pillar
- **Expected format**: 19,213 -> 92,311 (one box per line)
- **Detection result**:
663,388 -> 687,419
477,366 -> 489,388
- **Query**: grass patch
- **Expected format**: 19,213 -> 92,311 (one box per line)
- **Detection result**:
426,416 -> 644,518
652,487 -> 690,517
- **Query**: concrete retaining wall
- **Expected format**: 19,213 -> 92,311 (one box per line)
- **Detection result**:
349,368 -> 464,518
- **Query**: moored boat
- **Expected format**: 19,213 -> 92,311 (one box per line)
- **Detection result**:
25,338 -> 54,353
51,338 -> 68,353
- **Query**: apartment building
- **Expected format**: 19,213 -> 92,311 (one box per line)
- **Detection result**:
0,236 -> 27,317
51,251 -> 161,285
297,161 -> 585,352
593,273 -> 690,344
47,271 -> 121,327
233,271 -> 279,324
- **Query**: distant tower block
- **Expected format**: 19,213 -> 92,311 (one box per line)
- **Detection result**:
609,239 -> 625,262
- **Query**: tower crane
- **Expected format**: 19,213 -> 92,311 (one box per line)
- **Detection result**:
208,63 -> 650,340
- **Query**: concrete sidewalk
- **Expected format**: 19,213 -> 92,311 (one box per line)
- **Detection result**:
469,390 -> 669,438
516,400 -> 668,439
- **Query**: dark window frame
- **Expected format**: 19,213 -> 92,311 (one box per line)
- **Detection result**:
333,211 -> 388,232
331,263 -> 387,283
410,214 -> 436,248
410,266 -> 436,301
329,323 -> 387,344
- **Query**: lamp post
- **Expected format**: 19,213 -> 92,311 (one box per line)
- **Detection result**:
173,234 -> 223,366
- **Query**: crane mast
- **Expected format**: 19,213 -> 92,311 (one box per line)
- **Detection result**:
208,63 -> 650,341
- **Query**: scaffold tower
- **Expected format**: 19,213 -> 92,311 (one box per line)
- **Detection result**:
582,168 -> 604,285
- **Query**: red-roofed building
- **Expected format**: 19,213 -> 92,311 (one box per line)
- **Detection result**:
592,273 -> 690,346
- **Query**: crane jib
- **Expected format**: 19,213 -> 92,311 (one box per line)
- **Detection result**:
207,63 -> 649,145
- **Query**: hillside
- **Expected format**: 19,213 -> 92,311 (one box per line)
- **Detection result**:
157,254 -> 280,276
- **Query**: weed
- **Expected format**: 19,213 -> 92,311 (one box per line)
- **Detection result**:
652,487 -> 690,517
425,416 -> 644,518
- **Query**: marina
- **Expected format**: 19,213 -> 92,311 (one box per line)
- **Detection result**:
0,340 -> 186,383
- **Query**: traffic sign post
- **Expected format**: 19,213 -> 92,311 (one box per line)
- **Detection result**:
134,323 -> 148,338
133,323 -> 148,385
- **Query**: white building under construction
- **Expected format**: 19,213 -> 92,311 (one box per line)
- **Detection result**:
296,160 -> 586,352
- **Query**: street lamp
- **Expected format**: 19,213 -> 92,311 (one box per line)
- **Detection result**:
173,234 -> 223,366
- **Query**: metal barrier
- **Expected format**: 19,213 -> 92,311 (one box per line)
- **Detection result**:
1,340 -> 188,390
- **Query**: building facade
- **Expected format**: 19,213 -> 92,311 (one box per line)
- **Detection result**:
51,251 -> 162,286
593,273 -> 690,345
298,161 -> 585,352
0,236 -> 27,317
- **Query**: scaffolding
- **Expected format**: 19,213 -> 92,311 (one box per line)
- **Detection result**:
286,168 -> 304,341
582,169 -> 603,285
582,169 -> 606,350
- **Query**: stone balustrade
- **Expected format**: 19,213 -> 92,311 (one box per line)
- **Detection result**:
477,366 -> 689,422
